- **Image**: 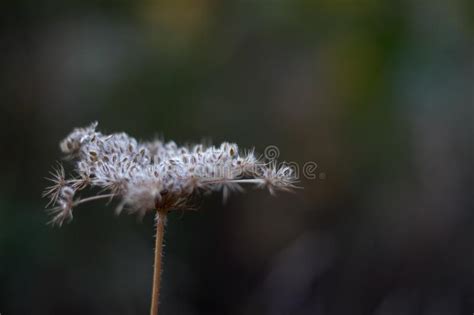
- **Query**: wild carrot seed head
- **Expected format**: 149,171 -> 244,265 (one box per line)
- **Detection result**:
44,122 -> 297,226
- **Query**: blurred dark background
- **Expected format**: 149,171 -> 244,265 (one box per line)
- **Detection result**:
0,1 -> 473,314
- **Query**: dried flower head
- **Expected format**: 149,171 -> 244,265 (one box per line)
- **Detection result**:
43,122 -> 297,226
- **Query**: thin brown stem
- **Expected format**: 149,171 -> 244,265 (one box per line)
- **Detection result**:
150,209 -> 167,315
73,193 -> 116,206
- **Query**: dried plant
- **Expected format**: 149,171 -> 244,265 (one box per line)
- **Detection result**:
43,122 -> 297,315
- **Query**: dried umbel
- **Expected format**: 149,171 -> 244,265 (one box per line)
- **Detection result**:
43,122 -> 297,315
43,122 -> 297,226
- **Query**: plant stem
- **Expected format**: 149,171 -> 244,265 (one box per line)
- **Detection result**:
150,209 -> 167,315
